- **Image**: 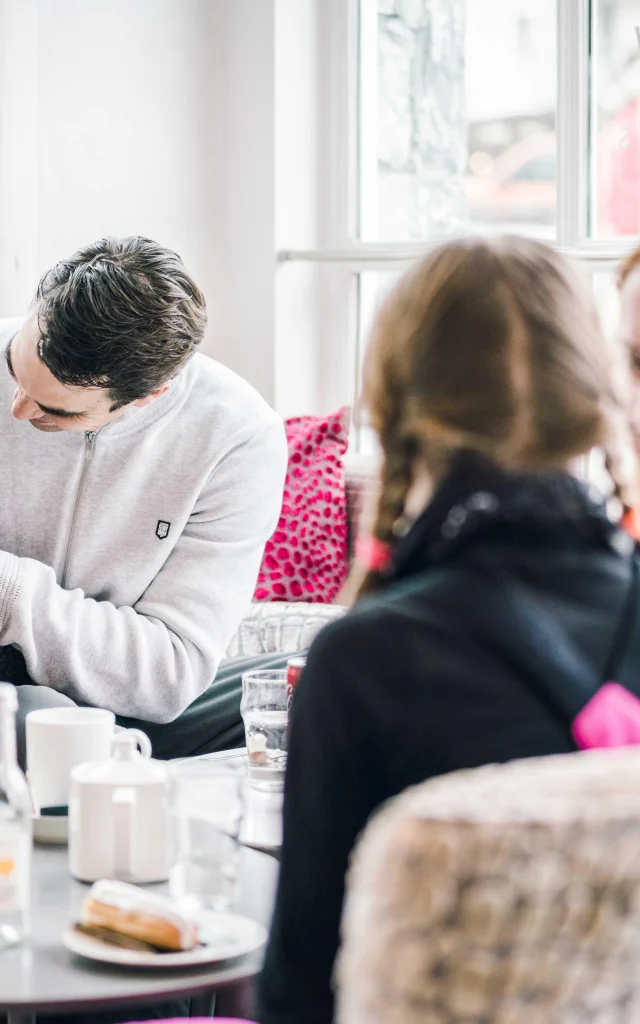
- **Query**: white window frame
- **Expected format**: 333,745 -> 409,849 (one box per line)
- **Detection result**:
276,0 -> 640,434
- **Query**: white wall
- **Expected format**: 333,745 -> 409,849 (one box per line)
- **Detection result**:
274,0 -> 320,417
223,0 -> 277,404
0,0 -> 284,405
0,0 -> 40,315
275,0 -> 357,418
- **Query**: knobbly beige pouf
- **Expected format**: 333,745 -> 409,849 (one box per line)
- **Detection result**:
336,749 -> 640,1024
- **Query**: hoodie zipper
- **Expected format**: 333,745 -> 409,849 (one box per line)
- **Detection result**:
60,431 -> 97,589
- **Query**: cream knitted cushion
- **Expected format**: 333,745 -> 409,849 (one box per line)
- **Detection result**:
338,749 -> 640,1024
224,600 -> 345,658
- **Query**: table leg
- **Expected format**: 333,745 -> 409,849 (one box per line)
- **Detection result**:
190,992 -> 215,1016
214,979 -> 256,1019
7,1013 -> 35,1024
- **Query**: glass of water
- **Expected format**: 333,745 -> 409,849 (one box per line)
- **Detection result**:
241,669 -> 289,790
168,759 -> 245,914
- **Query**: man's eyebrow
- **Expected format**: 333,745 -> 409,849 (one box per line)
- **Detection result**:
36,404 -> 85,419
5,339 -> 86,418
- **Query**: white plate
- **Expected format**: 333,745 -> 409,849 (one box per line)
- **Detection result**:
62,910 -> 267,968
32,814 -> 68,845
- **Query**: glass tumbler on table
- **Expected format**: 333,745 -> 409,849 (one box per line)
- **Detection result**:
241,669 -> 289,790
169,759 -> 245,914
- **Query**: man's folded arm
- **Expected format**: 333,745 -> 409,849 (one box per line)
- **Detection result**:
0,422 -> 287,721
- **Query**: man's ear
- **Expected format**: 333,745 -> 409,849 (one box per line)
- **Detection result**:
132,384 -> 170,408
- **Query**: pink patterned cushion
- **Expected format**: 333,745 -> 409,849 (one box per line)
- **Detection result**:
254,408 -> 350,603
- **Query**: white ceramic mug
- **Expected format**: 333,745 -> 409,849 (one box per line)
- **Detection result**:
26,707 -> 146,810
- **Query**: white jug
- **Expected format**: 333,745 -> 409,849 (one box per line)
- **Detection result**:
68,731 -> 170,883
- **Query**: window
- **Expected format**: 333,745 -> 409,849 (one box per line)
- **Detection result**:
360,0 -> 557,242
509,154 -> 556,184
592,271 -> 621,340
592,0 -> 640,237
278,0 -> 640,445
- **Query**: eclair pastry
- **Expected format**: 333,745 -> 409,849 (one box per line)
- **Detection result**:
81,879 -> 199,952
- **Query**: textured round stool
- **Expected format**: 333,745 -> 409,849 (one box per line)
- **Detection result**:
337,748 -> 640,1024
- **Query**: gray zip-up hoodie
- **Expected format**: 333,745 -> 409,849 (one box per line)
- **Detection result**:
0,318 -> 287,722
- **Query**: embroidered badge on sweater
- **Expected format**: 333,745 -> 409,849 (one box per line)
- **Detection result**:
156,521 -> 171,540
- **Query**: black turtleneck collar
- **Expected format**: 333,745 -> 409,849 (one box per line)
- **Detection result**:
386,452 -> 632,584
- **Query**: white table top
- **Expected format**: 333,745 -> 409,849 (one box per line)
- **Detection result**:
0,754 -> 284,1018
0,842 -> 278,1018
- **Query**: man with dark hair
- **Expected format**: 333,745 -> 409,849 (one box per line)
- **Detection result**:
0,236 -> 287,761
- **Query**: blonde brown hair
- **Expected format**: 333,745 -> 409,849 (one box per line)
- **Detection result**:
356,236 -> 638,599
617,244 -> 640,287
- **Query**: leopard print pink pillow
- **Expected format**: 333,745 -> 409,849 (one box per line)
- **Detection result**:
254,408 -> 350,602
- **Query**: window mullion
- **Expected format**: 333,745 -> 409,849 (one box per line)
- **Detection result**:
557,0 -> 591,247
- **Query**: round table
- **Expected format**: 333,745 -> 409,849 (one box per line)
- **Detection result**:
0,833 -> 279,1023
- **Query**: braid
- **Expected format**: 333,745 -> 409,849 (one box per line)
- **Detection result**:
354,435 -> 414,600
602,399 -> 640,521
604,447 -> 627,520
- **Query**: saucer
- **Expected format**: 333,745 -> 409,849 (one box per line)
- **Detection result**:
63,910 -> 267,967
32,813 -> 68,845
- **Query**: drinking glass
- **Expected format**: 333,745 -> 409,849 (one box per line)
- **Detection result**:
168,759 -> 245,914
240,669 -> 289,790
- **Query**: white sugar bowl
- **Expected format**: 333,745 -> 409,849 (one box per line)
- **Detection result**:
68,731 -> 169,883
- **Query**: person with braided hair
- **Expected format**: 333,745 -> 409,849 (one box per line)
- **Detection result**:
259,236 -> 640,1024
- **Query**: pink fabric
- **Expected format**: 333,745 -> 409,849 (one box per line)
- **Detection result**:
572,681 -> 640,749
254,408 -> 350,603
124,1019 -> 256,1024
356,535 -> 392,573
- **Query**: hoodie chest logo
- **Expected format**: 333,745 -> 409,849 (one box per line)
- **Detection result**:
156,520 -> 171,540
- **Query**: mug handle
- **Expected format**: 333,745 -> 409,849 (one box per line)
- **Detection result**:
121,728 -> 152,759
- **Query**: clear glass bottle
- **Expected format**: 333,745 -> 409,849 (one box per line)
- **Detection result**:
0,684 -> 31,948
